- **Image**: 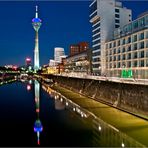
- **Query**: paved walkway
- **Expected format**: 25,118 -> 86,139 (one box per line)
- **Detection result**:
51,84 -> 148,147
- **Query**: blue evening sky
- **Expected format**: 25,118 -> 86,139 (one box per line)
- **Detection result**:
0,1 -> 147,66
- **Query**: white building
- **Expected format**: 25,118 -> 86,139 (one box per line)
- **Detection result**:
54,47 -> 65,64
49,59 -> 56,67
89,0 -> 132,75
105,12 -> 148,79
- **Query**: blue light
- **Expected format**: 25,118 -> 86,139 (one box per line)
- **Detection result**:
34,120 -> 43,132
32,18 -> 42,23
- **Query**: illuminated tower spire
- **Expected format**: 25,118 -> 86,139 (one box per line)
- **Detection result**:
32,6 -> 42,72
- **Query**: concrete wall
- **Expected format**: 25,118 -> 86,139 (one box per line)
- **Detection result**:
44,75 -> 148,118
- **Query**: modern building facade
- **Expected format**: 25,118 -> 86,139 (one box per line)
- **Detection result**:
32,6 -> 42,72
54,47 -> 65,64
89,0 -> 132,75
70,42 -> 89,56
64,48 -> 92,74
106,12 -> 148,79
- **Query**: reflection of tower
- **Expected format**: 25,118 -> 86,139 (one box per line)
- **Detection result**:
34,80 -> 43,145
32,6 -> 42,72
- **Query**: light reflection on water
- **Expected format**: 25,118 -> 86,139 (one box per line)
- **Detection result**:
0,79 -> 145,147
42,82 -> 145,147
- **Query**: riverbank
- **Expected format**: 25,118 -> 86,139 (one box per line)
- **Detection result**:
50,83 -> 148,147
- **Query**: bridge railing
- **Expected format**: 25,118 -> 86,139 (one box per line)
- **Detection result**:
53,73 -> 148,85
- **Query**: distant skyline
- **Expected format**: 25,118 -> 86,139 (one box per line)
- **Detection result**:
0,1 -> 147,66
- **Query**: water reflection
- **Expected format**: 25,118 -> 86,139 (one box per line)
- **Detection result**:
34,80 -> 43,145
42,82 -> 145,147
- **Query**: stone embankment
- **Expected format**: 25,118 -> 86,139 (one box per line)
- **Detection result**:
42,74 -> 148,119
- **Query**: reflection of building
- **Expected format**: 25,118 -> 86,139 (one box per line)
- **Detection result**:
89,0 -> 132,75
55,99 -> 65,110
34,80 -> 43,145
65,48 -> 92,74
54,47 -> 65,64
70,42 -> 89,56
32,6 -> 42,72
105,12 -> 148,79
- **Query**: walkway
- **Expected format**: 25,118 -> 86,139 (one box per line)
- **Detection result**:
51,84 -> 148,146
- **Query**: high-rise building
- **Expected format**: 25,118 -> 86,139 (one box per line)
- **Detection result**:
70,42 -> 89,56
54,47 -> 65,64
89,0 -> 132,75
70,44 -> 79,56
79,42 -> 89,52
32,6 -> 42,72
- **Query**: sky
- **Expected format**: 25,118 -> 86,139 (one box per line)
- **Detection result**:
0,0 -> 147,66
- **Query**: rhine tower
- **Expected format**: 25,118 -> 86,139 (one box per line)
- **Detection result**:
32,6 -> 42,72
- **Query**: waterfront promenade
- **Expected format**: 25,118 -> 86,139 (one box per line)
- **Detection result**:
49,83 -> 148,147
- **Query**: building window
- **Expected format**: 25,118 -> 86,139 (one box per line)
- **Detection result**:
133,61 -> 137,67
140,60 -> 144,67
122,54 -> 126,60
115,25 -> 120,28
117,48 -> 120,53
139,32 -> 144,40
115,9 -> 119,13
93,34 -> 100,40
113,42 -> 116,47
128,61 -> 131,67
140,51 -> 144,58
90,1 -> 97,15
93,39 -> 101,45
118,40 -> 120,46
93,23 -> 100,30
117,62 -> 120,68
113,48 -> 116,54
93,45 -> 101,51
146,51 -> 148,57
93,28 -> 100,35
146,31 -> 148,39
114,56 -> 116,61
146,41 -> 148,48
122,47 -> 125,53
134,52 -> 137,59
122,38 -> 125,45
139,41 -> 144,49
115,14 -> 119,18
128,53 -> 131,59
93,57 -> 100,62
109,43 -> 112,48
127,37 -> 131,43
93,51 -> 101,57
133,34 -> 137,42
133,21 -> 138,30
127,45 -> 131,51
133,43 -> 137,50
115,19 -> 120,23
139,17 -> 145,27
118,55 -> 120,61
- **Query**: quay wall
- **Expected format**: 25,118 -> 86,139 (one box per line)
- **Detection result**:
43,75 -> 148,118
